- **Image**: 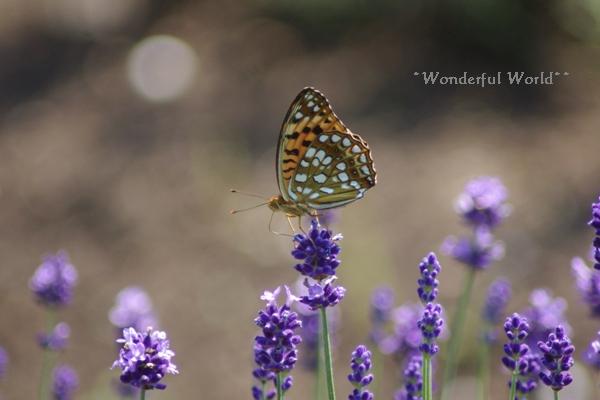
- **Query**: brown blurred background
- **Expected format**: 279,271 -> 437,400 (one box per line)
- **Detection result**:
0,0 -> 599,398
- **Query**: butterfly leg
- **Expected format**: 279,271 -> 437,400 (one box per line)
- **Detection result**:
287,216 -> 299,234
269,212 -> 293,237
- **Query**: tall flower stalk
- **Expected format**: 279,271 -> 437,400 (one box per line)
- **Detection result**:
417,253 -> 444,400
501,314 -> 532,400
441,177 -> 509,399
29,251 -> 78,400
537,326 -> 574,400
292,220 -> 345,400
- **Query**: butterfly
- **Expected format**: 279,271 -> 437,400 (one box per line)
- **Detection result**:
266,87 -> 377,221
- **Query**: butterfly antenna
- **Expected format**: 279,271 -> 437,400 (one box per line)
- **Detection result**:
230,201 -> 269,214
230,189 -> 267,199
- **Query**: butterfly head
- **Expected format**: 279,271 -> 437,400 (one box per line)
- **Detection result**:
268,195 -> 307,217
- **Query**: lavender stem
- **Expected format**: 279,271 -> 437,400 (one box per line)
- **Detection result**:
37,310 -> 57,400
140,389 -> 146,400
320,307 -> 336,400
276,372 -> 284,400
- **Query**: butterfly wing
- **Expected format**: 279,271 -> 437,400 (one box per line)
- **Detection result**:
276,87 -> 376,209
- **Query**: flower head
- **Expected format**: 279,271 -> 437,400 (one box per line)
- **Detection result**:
394,355 -> 422,400
502,314 -> 531,371
537,326 -> 574,391
251,368 -> 276,400
52,365 -> 78,400
0,346 -> 7,380
347,345 -> 374,400
418,303 -> 443,356
417,253 -> 441,304
298,277 -> 346,310
109,287 -> 158,332
442,229 -> 504,270
373,302 -> 422,358
522,289 -> 571,348
513,354 -> 540,397
29,251 -> 78,308
455,176 -> 510,229
571,257 -> 600,316
590,196 -> 600,270
583,331 -> 600,370
38,322 -> 70,351
112,327 -> 178,390
481,278 -> 512,342
292,220 -> 342,280
253,286 -> 302,374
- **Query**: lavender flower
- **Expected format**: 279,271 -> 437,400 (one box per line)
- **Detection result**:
537,326 -> 574,391
583,332 -> 600,370
418,303 -> 443,356
502,313 -> 535,398
109,286 -> 158,331
251,368 -> 276,400
590,196 -> 600,270
253,287 -> 302,374
298,277 -> 346,310
394,355 -> 422,400
369,286 -> 395,345
481,278 -> 512,342
417,253 -> 441,304
0,346 -> 7,379
376,302 -> 422,358
347,345 -> 374,400
522,289 -> 571,348
38,322 -> 70,351
442,229 -> 504,270
52,365 -> 78,400
513,354 -> 540,397
112,327 -> 178,390
292,220 -> 342,280
455,176 -> 510,229
571,257 -> 600,316
29,251 -> 78,308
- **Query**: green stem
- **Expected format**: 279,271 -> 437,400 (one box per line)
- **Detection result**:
140,389 -> 146,400
554,390 -> 559,400
37,310 -> 57,400
508,371 -> 517,400
276,372 -> 284,400
320,308 -> 336,400
441,269 -> 476,400
478,340 -> 490,400
422,353 -> 432,400
315,321 -> 324,400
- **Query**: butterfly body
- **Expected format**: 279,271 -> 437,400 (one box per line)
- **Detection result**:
271,87 -> 377,218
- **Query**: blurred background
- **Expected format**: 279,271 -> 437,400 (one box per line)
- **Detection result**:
0,0 -> 599,398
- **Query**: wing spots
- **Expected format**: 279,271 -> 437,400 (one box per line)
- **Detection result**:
302,140 -> 312,147
309,192 -> 320,199
295,174 -> 308,182
313,105 -> 320,112
312,158 -> 320,167
307,101 -> 315,108
338,172 -> 349,182
282,167 -> 295,173
359,154 -> 367,163
331,134 -> 341,143
318,134 -> 328,143
300,160 -> 310,167
287,131 -> 300,140
285,148 -> 300,156
320,187 -> 334,194
282,158 -> 295,164
315,150 -> 326,161
336,162 -> 346,171
341,183 -> 351,190
313,125 -> 323,134
289,191 -> 299,200
342,138 -> 351,147
293,112 -> 303,122
361,166 -> 371,175
305,148 -> 316,158
313,174 -> 327,184
323,156 -> 332,166
296,186 -> 302,192
350,181 -> 361,189
352,145 -> 361,153
302,126 -> 311,133
303,187 -> 313,195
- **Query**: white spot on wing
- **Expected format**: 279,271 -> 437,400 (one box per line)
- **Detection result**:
331,134 -> 341,143
352,145 -> 361,153
336,162 -> 346,171
289,191 -> 298,200
307,101 -> 315,108
320,187 -> 334,194
312,158 -> 320,167
303,187 -> 313,195
361,166 -> 370,174
319,135 -> 328,143
315,150 -> 326,161
313,105 -> 320,112
323,156 -> 332,165
309,192 -> 319,199
342,138 -> 351,147
359,154 -> 367,163
341,183 -> 351,190
295,174 -> 307,182
338,172 -> 349,182
294,112 -> 303,121
313,174 -> 327,184
305,148 -> 316,158
300,160 -> 310,167
350,181 -> 360,189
